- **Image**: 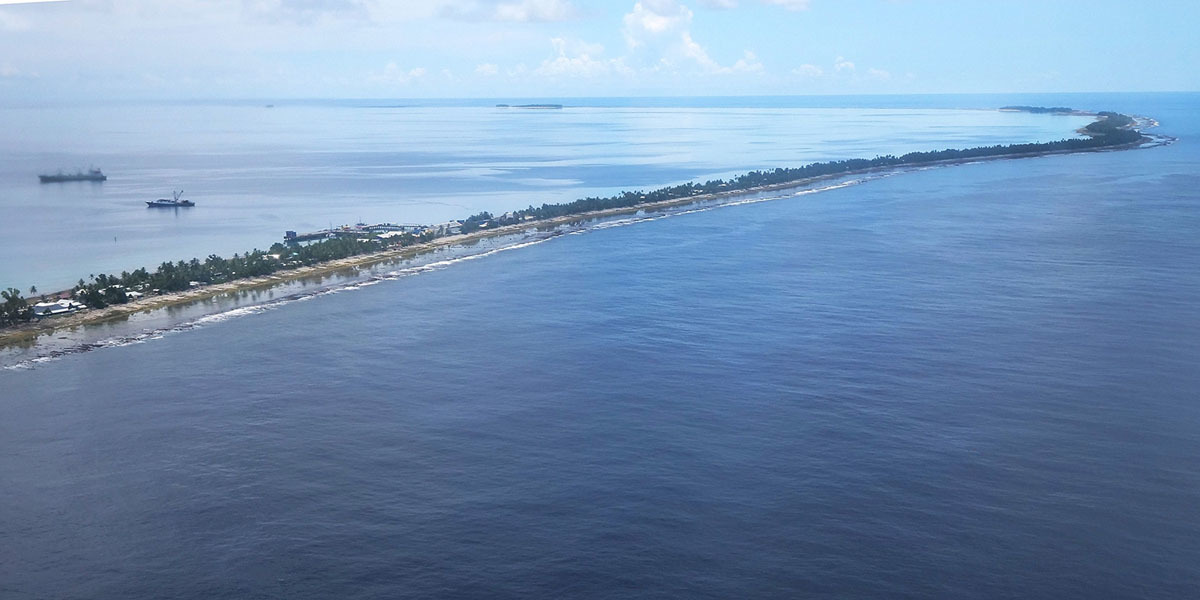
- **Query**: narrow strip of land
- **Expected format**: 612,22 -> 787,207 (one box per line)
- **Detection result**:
0,112 -> 1171,348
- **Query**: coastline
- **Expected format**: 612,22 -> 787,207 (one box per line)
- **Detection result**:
0,128 -> 1172,349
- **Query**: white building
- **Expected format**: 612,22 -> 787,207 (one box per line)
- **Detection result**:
32,299 -> 86,318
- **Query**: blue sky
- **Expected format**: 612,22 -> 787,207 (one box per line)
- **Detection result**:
0,0 -> 1197,100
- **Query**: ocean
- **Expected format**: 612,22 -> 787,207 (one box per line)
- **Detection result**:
1,96 -> 1094,292
2,93 -> 1199,598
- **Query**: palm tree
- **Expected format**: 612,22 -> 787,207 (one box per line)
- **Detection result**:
1,287 -> 29,325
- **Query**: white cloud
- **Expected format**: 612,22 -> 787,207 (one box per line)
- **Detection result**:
242,0 -> 373,24
792,63 -> 822,77
554,36 -> 606,57
1,0 -> 909,99
728,50 -> 763,73
369,62 -> 428,85
867,67 -> 890,80
623,0 -> 692,48
441,0 -> 578,22
677,37 -> 761,74
535,36 -> 632,78
622,1 -> 759,75
790,57 -> 896,87
678,30 -> 718,70
697,0 -> 813,9
495,0 -> 576,21
0,8 -> 30,31
761,0 -> 810,10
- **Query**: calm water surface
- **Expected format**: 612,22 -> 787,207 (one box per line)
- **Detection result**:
2,94 -> 1199,598
0,98 -> 1091,291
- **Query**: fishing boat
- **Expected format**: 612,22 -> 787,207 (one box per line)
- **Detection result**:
147,190 -> 194,208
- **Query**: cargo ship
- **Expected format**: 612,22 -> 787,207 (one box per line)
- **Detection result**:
39,167 -> 107,183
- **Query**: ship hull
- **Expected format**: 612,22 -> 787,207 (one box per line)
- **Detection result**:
39,174 -> 107,183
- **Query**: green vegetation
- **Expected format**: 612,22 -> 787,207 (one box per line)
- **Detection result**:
0,110 -> 1147,328
496,104 -> 564,109
1001,106 -> 1076,114
66,237 -> 389,309
1,288 -> 31,326
1085,111 -> 1136,135
459,211 -> 494,234
489,120 -> 1142,226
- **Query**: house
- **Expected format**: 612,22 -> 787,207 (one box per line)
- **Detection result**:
32,299 -> 86,318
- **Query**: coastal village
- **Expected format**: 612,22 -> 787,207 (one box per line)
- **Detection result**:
3,217 -> 483,325
283,210 -> 544,243
2,211 -> 543,328
284,220 -> 463,243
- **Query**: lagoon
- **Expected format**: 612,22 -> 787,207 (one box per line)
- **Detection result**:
0,98 -> 1094,292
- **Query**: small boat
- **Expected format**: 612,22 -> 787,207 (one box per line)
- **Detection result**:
147,190 -> 195,208
39,167 -> 107,183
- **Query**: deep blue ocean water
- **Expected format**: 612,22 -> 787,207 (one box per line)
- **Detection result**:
3,93 -> 1200,598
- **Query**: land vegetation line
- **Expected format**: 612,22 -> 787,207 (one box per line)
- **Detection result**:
0,111 -> 1166,347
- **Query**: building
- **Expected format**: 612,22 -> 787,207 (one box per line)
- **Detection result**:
32,299 -> 86,318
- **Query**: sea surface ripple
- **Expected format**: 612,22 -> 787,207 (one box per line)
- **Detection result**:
2,94 -> 1200,599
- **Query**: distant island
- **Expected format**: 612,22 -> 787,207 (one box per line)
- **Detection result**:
0,109 -> 1166,343
999,106 -> 1139,136
1000,105 -> 1080,115
496,104 -> 564,109
1082,111 -> 1136,136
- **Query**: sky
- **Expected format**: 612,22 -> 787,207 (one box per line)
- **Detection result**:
0,0 -> 1197,101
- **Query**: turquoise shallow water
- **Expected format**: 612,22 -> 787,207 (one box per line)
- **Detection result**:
2,93 -> 1200,598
